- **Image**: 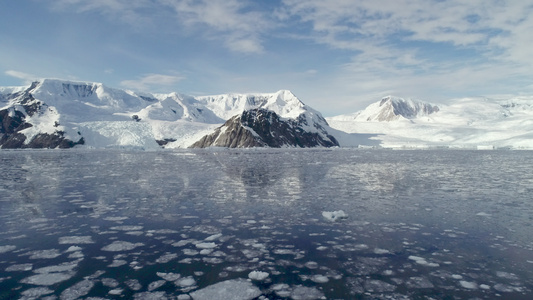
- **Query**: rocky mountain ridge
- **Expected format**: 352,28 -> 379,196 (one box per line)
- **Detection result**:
0,79 -> 338,149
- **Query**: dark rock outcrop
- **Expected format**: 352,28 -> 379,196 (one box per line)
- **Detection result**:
0,82 -> 83,149
190,108 -> 339,148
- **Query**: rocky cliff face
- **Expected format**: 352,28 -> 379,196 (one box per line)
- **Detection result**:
0,82 -> 84,149
190,109 -> 339,148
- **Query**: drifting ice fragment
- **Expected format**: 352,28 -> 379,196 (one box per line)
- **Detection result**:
60,279 -> 94,300
189,279 -> 261,300
59,236 -> 95,244
322,210 -> 347,221
0,245 -> 16,253
248,271 -> 269,281
101,241 -> 144,252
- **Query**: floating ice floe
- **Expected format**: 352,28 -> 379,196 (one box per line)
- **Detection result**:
101,241 -> 144,252
6,263 -> 33,272
60,279 -> 94,300
148,280 -> 166,291
59,236 -> 95,244
133,291 -> 169,300
248,271 -> 269,281
108,259 -> 128,267
459,280 -> 478,289
126,279 -> 143,291
20,287 -> 53,299
408,255 -> 439,267
110,225 -> 144,231
322,210 -> 347,221
157,272 -> 181,281
155,253 -> 178,263
205,233 -> 222,241
196,242 -> 217,249
189,279 -> 261,300
21,272 -> 75,286
310,275 -> 329,283
0,245 -> 16,253
289,285 -> 325,300
28,249 -> 62,259
475,212 -> 492,217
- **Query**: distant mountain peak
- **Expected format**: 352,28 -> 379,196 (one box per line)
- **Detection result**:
359,96 -> 440,122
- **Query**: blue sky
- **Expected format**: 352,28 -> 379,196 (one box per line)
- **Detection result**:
1,0 -> 533,116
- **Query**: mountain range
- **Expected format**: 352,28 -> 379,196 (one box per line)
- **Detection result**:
1,79 -> 532,149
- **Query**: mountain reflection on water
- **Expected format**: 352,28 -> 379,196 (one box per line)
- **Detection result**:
0,149 -> 532,299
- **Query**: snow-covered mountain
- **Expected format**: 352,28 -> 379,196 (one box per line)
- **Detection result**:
0,79 -> 337,149
335,96 -> 440,122
190,108 -> 339,148
327,96 -> 533,149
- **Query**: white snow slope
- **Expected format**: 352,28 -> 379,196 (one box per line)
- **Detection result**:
0,79 -> 333,149
327,96 -> 533,149
2,79 -> 533,149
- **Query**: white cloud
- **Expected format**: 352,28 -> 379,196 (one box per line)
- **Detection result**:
281,1 -> 533,62
161,0 -> 270,54
5,70 -> 39,83
120,73 -> 185,91
52,0 -> 272,54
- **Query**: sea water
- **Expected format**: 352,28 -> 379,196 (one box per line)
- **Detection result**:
0,149 -> 532,299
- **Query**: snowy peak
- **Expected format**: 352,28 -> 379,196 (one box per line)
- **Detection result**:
197,90 -> 312,120
357,96 -> 440,122
190,108 -> 339,148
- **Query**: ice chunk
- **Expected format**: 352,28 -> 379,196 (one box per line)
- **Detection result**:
59,236 -> 95,244
290,285 -> 325,300
29,249 -> 62,259
101,241 -> 144,251
108,259 -> 128,267
373,248 -> 390,254
205,233 -> 222,241
148,280 -> 166,291
189,279 -> 261,300
110,225 -> 144,231
155,253 -> 178,263
60,279 -> 94,300
65,246 -> 83,252
496,271 -> 519,280
0,245 -> 16,253
126,279 -> 142,291
322,210 -> 347,221
21,272 -> 75,286
20,287 -> 53,298
109,288 -> 124,295
101,278 -> 119,288
459,280 -> 478,289
310,275 -> 329,283
196,242 -> 217,249
406,276 -> 434,289
34,260 -> 80,274
493,283 -> 524,293
175,276 -> 196,287
408,255 -> 439,267
364,279 -> 396,292
157,272 -> 181,281
133,291 -> 168,300
248,271 -> 269,281
6,263 -> 33,272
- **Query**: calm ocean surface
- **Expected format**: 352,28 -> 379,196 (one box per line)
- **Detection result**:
1,149 -> 532,299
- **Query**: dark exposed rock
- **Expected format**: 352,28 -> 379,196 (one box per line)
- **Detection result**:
156,138 -> 177,147
190,108 -> 339,148
0,82 -> 83,149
